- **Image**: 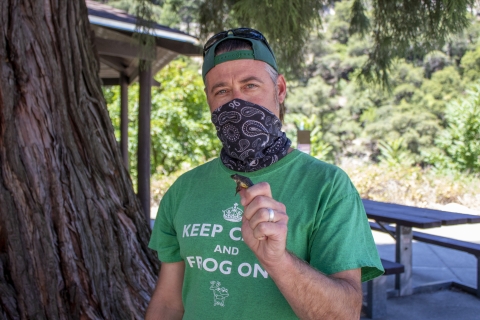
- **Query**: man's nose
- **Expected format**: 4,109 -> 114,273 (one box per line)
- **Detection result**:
231,88 -> 247,101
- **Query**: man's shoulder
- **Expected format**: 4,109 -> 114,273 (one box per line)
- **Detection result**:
292,151 -> 348,177
287,151 -> 356,196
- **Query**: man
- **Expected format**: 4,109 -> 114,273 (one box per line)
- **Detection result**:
146,28 -> 383,319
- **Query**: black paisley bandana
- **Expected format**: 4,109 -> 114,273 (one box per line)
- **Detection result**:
211,98 -> 291,172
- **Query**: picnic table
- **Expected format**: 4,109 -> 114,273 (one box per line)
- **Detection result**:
362,199 -> 480,296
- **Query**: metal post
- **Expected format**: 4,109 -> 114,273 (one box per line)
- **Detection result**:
138,61 -> 151,222
477,255 -> 479,298
297,130 -> 311,154
366,276 -> 387,319
395,225 -> 413,295
120,73 -> 129,169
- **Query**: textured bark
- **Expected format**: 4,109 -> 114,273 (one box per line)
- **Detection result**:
0,1 -> 160,319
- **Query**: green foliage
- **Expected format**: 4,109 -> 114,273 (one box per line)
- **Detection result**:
423,51 -> 452,79
420,66 -> 463,118
100,0 -> 480,185
425,84 -> 480,173
128,0 -> 326,76
390,62 -> 424,87
105,0 -> 178,26
377,138 -> 414,167
104,58 -> 220,182
285,3 -> 480,171
283,113 -> 335,163
362,101 -> 441,159
351,0 -> 474,86
104,0 -> 182,67
196,0 -> 323,76
286,75 -> 361,158
310,126 -> 335,162
150,59 -> 221,174
341,159 -> 480,209
328,1 -> 351,45
460,45 -> 480,83
105,0 -> 477,86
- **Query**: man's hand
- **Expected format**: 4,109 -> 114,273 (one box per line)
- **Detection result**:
238,182 -> 289,268
238,182 -> 363,319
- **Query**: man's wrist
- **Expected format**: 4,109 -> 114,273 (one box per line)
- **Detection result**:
265,250 -> 301,280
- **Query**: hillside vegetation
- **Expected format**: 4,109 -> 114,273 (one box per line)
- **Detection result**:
104,0 -> 480,213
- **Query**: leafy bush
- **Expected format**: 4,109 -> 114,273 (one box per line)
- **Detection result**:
377,138 -> 414,167
104,58 -> 220,184
460,46 -> 480,83
425,84 -> 480,173
340,159 -> 480,211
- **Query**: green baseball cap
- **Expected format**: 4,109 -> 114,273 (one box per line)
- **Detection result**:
202,29 -> 278,82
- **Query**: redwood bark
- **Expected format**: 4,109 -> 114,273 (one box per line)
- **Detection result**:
0,1 -> 160,319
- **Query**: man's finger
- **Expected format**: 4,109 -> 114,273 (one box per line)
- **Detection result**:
247,207 -> 285,230
240,182 -> 272,207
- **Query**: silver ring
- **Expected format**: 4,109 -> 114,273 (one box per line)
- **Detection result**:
267,208 -> 275,222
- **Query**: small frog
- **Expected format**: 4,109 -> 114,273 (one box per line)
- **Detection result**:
231,174 -> 254,195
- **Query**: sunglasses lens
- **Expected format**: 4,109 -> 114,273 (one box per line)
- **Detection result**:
203,32 -> 228,55
234,28 -> 265,40
203,28 -> 272,56
232,28 -> 273,53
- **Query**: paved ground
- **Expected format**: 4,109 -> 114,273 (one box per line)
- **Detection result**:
366,288 -> 480,320
362,223 -> 480,319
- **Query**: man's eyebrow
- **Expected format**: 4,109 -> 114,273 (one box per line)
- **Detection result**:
239,76 -> 264,84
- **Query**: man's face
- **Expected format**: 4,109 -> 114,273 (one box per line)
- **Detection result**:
204,59 -> 286,117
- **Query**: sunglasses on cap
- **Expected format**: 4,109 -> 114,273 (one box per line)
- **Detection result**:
203,28 -> 274,57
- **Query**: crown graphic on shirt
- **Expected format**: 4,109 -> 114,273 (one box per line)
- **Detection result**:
223,203 -> 243,222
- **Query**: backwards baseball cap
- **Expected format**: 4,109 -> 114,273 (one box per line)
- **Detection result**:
202,28 -> 278,82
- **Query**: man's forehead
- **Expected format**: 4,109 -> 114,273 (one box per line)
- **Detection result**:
205,59 -> 269,86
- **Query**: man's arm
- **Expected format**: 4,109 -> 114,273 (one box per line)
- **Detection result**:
239,182 -> 363,319
145,261 -> 185,320
270,255 -> 362,319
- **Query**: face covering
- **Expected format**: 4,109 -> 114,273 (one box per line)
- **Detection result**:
211,98 -> 291,172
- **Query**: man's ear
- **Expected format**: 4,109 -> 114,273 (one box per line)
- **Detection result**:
277,74 -> 287,104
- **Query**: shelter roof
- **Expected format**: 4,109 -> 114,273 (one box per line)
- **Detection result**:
86,0 -> 202,85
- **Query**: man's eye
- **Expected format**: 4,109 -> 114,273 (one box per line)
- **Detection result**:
215,89 -> 227,95
246,84 -> 257,89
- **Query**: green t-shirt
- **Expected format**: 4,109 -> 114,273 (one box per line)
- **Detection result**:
149,150 -> 384,319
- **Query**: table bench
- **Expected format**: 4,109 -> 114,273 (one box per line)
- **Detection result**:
364,259 -> 404,319
370,221 -> 480,298
363,199 -> 480,296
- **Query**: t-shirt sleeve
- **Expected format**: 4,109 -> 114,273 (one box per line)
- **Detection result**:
148,186 -> 183,263
308,171 -> 384,282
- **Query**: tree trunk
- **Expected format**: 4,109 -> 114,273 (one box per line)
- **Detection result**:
0,1 -> 160,319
